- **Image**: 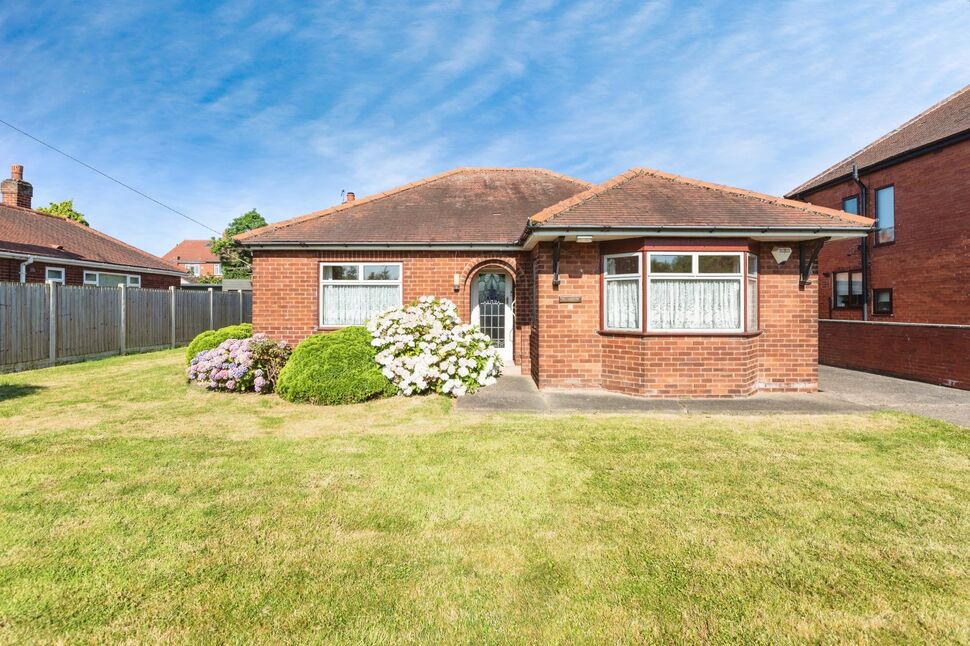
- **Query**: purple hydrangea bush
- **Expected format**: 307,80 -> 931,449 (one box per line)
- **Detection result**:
187,333 -> 290,394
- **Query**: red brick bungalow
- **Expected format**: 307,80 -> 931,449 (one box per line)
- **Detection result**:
0,165 -> 183,288
787,84 -> 970,389
237,167 -> 870,397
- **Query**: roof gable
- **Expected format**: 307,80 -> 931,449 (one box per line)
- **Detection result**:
163,239 -> 218,263
788,84 -> 970,197
531,168 -> 873,230
236,168 -> 591,245
0,204 -> 182,273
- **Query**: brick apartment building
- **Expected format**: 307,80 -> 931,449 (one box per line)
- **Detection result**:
162,240 -> 222,279
787,84 -> 970,389
238,167 -> 869,398
0,165 -> 183,289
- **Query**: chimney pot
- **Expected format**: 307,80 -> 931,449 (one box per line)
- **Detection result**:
1,163 -> 32,209
346,192 -> 355,203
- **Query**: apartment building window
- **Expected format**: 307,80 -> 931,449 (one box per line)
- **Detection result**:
833,270 -> 863,308
873,288 -> 893,314
842,195 -> 859,215
875,185 -> 895,244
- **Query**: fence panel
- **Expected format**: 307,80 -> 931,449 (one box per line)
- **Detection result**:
126,288 -> 172,351
1,282 -> 254,372
0,282 -> 50,369
56,285 -> 121,360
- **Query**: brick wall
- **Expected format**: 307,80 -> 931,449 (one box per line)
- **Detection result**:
530,239 -> 819,397
820,320 -> 970,390
251,249 -> 533,371
0,257 -> 179,289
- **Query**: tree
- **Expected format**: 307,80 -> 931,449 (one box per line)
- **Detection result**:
36,199 -> 89,226
210,208 -> 267,279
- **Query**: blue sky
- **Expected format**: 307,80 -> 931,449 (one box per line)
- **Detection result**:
1,1 -> 968,255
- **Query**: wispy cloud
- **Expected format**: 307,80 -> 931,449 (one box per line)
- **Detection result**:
0,0 -> 968,254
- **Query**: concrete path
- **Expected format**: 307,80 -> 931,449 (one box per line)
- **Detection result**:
457,365 -> 970,427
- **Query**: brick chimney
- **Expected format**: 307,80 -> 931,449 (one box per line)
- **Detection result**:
1,165 -> 33,208
345,191 -> 355,203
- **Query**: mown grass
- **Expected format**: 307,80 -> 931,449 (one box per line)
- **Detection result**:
1,350 -> 968,644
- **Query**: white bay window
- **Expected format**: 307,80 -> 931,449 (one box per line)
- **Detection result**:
648,252 -> 746,332
603,253 -> 641,331
320,262 -> 402,327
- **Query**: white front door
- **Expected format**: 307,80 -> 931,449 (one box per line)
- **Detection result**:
471,271 -> 514,364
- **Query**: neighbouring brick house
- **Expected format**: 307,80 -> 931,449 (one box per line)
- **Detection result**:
0,165 -> 184,289
237,167 -> 869,397
162,240 -> 222,279
787,84 -> 970,389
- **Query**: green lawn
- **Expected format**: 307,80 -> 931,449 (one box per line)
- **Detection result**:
1,350 -> 968,644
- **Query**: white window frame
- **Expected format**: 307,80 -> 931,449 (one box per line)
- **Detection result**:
184,263 -> 201,276
212,263 -> 222,277
602,252 -> 643,332
45,267 -> 66,285
83,271 -> 140,288
646,251 -> 747,334
319,262 -> 403,328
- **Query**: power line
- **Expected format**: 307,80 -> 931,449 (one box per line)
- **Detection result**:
0,117 -> 222,236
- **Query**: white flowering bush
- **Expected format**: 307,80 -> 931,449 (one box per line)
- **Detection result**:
367,297 -> 502,397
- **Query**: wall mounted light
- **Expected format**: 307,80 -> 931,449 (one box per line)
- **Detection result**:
576,235 -> 594,243
453,272 -> 460,291
771,246 -> 792,265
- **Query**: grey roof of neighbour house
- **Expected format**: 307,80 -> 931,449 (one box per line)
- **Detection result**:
787,84 -> 970,197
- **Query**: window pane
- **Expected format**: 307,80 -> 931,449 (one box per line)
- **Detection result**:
605,278 -> 640,329
322,284 -> 400,326
128,276 -> 141,287
650,254 -> 692,273
321,265 -> 359,281
84,272 -> 97,283
746,277 -> 758,331
363,264 -> 400,281
747,253 -> 758,277
876,186 -> 894,242
834,272 -> 849,307
649,279 -> 741,330
605,255 -> 639,275
97,274 -> 127,288
698,255 -> 740,274
842,196 -> 859,215
851,272 -> 863,302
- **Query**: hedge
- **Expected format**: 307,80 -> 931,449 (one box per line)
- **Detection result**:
185,323 -> 253,364
275,327 -> 396,405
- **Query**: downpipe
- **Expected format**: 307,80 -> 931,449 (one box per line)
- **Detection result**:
19,255 -> 34,283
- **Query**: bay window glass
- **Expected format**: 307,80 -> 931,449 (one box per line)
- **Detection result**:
647,253 -> 744,332
746,253 -> 758,331
320,262 -> 402,326
603,253 -> 641,330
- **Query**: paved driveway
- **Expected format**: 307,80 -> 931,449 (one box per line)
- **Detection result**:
458,365 -> 970,427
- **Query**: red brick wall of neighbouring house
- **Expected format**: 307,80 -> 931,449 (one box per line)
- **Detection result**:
802,138 -> 970,325
530,240 -> 818,397
796,137 -> 970,388
251,250 -> 534,371
820,320 -> 970,390
0,258 -> 180,289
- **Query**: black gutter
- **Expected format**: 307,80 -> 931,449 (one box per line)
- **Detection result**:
787,128 -> 970,200
851,164 -> 870,321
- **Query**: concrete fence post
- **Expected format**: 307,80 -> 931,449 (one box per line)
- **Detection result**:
119,283 -> 127,355
48,282 -> 57,367
170,286 -> 177,348
208,287 -> 214,330
238,289 -> 244,323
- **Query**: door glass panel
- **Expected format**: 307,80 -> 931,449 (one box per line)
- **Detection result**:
477,273 -> 506,348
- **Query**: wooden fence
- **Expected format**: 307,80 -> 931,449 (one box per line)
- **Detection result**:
0,282 -> 252,372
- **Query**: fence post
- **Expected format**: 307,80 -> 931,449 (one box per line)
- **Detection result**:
48,282 -> 57,367
208,287 -> 214,330
238,289 -> 244,323
119,283 -> 127,355
170,286 -> 177,348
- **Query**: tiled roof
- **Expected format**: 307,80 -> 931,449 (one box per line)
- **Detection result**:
787,84 -> 970,197
530,168 -> 873,230
0,204 -> 183,273
236,168 -> 591,245
163,239 -> 219,263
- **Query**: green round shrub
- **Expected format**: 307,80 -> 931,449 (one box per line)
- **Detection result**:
275,327 -> 396,405
185,323 -> 253,364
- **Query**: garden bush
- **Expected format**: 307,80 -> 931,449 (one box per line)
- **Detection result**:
186,333 -> 289,393
368,297 -> 500,397
275,327 -> 396,405
185,323 -> 253,364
